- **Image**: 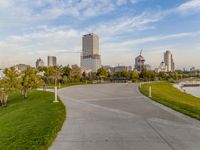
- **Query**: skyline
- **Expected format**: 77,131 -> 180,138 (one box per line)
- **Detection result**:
0,0 -> 200,69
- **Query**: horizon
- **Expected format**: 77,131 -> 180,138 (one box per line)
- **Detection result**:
0,0 -> 200,70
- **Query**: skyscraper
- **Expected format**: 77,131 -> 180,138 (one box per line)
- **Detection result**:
36,58 -> 44,68
134,50 -> 145,72
81,33 -> 101,72
164,50 -> 175,72
48,56 -> 57,67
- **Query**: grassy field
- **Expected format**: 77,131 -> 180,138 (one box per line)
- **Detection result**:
0,90 -> 66,150
139,82 -> 200,120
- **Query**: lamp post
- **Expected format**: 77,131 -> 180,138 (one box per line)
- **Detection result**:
53,68 -> 59,103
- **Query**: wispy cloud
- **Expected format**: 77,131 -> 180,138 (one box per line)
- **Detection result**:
102,31 -> 200,52
177,0 -> 200,14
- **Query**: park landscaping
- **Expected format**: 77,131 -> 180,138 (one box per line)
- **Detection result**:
0,90 -> 65,150
140,82 -> 200,120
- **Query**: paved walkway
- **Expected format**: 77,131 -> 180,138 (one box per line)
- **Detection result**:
49,83 -> 200,150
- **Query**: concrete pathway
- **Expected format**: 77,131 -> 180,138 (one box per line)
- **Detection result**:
49,83 -> 200,150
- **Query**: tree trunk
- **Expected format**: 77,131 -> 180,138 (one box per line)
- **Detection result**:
24,89 -> 28,98
4,95 -> 8,107
22,87 -> 28,98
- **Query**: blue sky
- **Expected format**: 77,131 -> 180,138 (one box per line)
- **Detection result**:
0,0 -> 200,69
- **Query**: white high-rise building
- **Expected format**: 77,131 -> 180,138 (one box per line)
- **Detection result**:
48,56 -> 57,67
81,33 -> 101,72
36,58 -> 44,68
164,50 -> 175,72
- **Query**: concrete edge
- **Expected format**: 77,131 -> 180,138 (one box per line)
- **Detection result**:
136,84 -> 200,128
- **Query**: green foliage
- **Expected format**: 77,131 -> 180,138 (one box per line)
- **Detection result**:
0,90 -> 65,150
113,70 -> 130,78
130,71 -> 139,82
158,72 -> 167,80
1,67 -> 21,94
62,65 -> 71,78
70,65 -> 81,82
22,67 -> 43,98
140,69 -> 156,81
0,67 -> 21,106
97,67 -> 109,79
140,82 -> 200,120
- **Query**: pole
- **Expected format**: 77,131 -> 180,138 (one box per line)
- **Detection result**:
54,77 -> 59,103
149,86 -> 152,98
53,86 -> 59,103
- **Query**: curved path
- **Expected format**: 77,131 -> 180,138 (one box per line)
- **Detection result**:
49,83 -> 200,150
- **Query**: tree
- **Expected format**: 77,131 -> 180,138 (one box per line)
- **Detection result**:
61,65 -> 71,84
130,71 -> 139,82
70,65 -> 81,82
21,67 -> 43,98
97,67 -> 109,80
140,69 -> 156,81
0,67 -> 21,106
62,65 -> 71,78
158,72 -> 167,80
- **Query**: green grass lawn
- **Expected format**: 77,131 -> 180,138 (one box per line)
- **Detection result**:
0,90 -> 66,150
139,82 -> 200,120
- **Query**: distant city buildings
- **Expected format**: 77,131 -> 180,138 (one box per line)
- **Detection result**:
156,61 -> 167,72
36,58 -> 44,68
156,50 -> 175,72
81,33 -> 101,72
134,50 -> 145,72
164,50 -> 175,72
103,65 -> 132,74
48,56 -> 57,67
14,64 -> 30,72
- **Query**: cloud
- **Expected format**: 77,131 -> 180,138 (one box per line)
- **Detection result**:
87,12 -> 162,42
102,31 -> 200,53
177,0 -> 200,14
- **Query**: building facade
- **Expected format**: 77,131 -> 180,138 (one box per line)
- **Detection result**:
48,56 -> 57,67
36,58 -> 44,68
134,54 -> 145,72
14,64 -> 30,72
81,33 -> 101,72
164,50 -> 175,72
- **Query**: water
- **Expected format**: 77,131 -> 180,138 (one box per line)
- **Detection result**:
182,87 -> 200,98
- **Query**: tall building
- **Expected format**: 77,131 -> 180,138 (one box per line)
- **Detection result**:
36,58 -> 44,68
164,50 -> 175,72
48,56 -> 57,67
81,33 -> 101,72
134,50 -> 145,72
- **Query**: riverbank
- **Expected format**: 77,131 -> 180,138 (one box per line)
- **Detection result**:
174,82 -> 200,98
139,82 -> 200,120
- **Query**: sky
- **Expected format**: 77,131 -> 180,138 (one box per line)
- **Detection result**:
0,0 -> 200,70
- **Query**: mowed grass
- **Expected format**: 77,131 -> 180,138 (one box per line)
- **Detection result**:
0,90 -> 66,150
140,82 -> 200,120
